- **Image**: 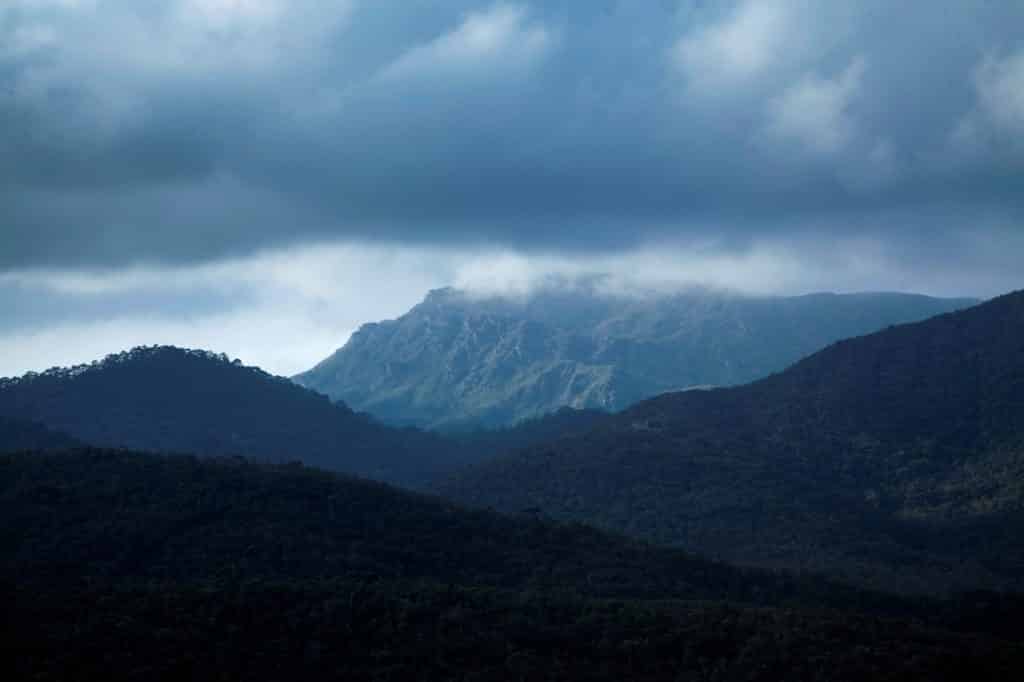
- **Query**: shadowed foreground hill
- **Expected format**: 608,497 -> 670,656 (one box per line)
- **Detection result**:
0,347 -> 467,487
296,286 -> 974,428
4,449 -> 1024,681
440,291 -> 1024,595
0,449 -> 843,601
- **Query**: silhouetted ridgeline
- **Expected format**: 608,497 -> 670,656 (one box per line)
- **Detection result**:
440,291 -> 1024,595
0,346 -> 477,488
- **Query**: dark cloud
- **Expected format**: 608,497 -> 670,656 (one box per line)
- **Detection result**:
1,0 -> 1022,269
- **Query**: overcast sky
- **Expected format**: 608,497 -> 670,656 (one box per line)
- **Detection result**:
2,0 -> 1023,376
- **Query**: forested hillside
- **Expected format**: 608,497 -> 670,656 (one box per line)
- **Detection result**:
4,449 -> 1023,681
0,449 -> 853,602
0,347 -> 466,487
0,416 -> 81,453
440,290 -> 1024,594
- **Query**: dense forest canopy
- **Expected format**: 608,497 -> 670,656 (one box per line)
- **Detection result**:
5,448 -> 1024,681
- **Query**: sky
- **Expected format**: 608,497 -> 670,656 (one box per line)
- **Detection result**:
1,0 -> 1023,377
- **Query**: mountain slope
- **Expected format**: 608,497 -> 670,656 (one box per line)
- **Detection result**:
0,346 -> 467,487
295,286 -> 975,428
5,449 -> 1024,681
0,448 -> 855,603
0,416 -> 81,452
439,291 -> 1024,594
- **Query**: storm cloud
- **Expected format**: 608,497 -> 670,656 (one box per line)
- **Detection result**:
1,1 -> 1022,377
1,0 -> 1021,268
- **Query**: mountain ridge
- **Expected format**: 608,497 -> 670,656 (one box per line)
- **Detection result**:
0,345 -> 620,489
0,345 -> 470,487
439,290 -> 1024,594
295,287 -> 977,428
0,415 -> 82,452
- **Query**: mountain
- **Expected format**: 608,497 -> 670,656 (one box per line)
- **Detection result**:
0,346 -> 470,487
439,291 -> 1024,595
0,416 -> 81,452
0,448 -> 858,603
449,405 -> 607,453
294,286 -> 975,428
5,448 -> 1024,681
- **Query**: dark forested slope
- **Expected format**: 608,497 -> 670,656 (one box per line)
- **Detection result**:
0,347 -> 466,487
295,286 -> 974,428
450,406 -> 608,454
4,449 -> 1024,682
0,416 -> 81,453
440,291 -> 1024,594
0,448 -> 846,602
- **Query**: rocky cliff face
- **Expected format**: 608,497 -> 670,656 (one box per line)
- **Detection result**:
295,286 -> 976,429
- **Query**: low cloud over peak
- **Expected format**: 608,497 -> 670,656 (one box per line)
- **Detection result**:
2,231 -> 1021,379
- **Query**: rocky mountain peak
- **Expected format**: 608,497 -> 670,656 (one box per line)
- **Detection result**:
294,287 -> 976,429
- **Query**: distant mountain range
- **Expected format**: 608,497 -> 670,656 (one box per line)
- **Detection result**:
4,290 -> 1022,598
294,287 -> 976,428
439,291 -> 1024,595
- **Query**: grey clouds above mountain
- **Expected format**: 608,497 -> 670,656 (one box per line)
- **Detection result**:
1,1 -> 1023,379
2,0 -> 1023,269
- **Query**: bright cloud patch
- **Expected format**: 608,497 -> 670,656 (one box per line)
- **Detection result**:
954,49 -> 1024,152
381,3 -> 551,81
672,0 -> 795,90
974,50 -> 1024,134
765,57 -> 866,156
183,0 -> 285,28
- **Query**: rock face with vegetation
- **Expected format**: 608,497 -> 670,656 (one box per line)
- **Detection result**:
295,286 -> 975,428
440,291 -> 1024,595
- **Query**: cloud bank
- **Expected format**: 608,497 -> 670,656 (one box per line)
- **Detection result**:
3,231 -> 1023,378
0,0 -> 1021,269
1,1 -> 1022,376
